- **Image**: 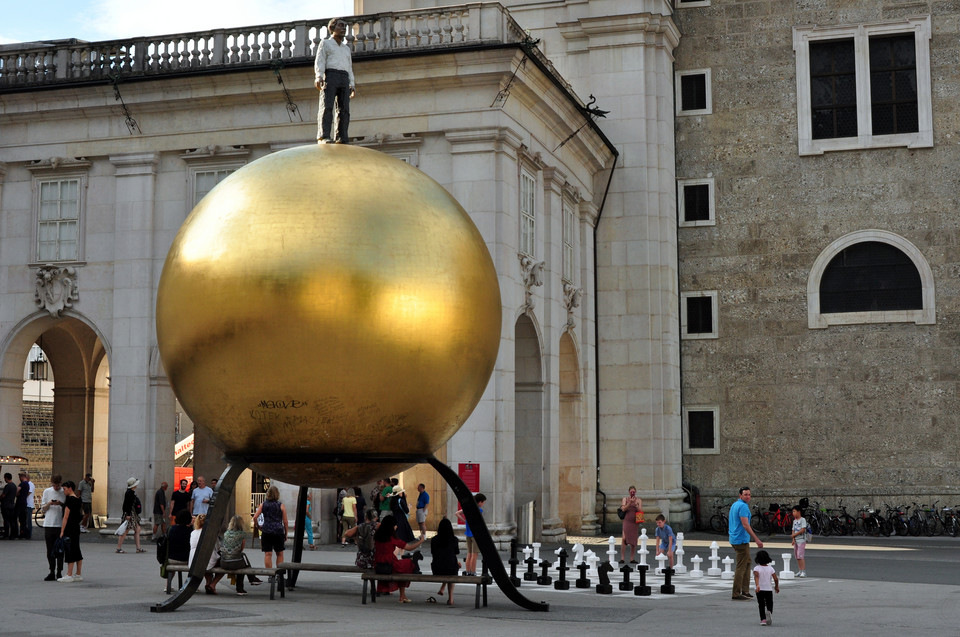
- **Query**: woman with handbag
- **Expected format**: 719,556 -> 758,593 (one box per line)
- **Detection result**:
373,514 -> 424,603
116,477 -> 145,554
252,485 -> 288,569
619,485 -> 643,564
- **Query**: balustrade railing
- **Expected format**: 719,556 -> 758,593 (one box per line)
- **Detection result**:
0,3 -> 525,90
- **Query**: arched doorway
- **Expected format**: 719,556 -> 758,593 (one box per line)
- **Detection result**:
0,314 -> 110,518
514,313 -> 543,540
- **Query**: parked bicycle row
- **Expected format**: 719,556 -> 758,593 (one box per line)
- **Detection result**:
705,498 -> 960,538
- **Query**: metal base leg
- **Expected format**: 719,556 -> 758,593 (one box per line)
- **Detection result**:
288,485 -> 308,588
152,462 -> 247,612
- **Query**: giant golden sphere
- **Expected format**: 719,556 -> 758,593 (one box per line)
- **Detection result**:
156,144 -> 501,486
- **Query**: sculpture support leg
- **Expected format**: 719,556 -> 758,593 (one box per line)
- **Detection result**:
289,485 -> 308,587
152,462 -> 247,612
426,456 -> 549,612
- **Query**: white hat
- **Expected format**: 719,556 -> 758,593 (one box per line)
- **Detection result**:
392,485 -> 404,495
126,477 -> 140,488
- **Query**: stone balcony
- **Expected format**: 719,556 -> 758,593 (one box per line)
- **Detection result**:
0,2 -> 533,91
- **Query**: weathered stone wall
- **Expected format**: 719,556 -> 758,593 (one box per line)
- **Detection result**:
674,1 -> 960,510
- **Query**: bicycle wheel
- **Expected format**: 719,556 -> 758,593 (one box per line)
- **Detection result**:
710,514 -> 724,534
844,515 -> 857,536
907,516 -> 922,536
925,516 -> 939,536
818,514 -> 832,537
751,515 -> 768,535
863,516 -> 880,536
946,516 -> 959,538
830,518 -> 845,535
893,518 -> 908,536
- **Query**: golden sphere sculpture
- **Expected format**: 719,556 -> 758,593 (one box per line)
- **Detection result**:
156,144 -> 501,487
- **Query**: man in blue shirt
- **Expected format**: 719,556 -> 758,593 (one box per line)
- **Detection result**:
728,486 -> 764,600
415,484 -> 429,541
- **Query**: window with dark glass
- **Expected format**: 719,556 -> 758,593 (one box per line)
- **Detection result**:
687,411 -> 715,449
869,35 -> 918,135
680,74 -> 707,111
819,241 -> 922,313
686,296 -> 713,334
682,184 -> 710,222
810,39 -> 857,139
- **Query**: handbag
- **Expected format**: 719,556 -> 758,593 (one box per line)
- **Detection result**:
220,553 -> 251,571
53,536 -> 70,555
636,511 -> 645,524
617,508 -> 626,520
114,519 -> 129,535
374,562 -> 393,575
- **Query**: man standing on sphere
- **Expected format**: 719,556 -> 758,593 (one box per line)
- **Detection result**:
729,486 -> 763,600
314,17 -> 355,144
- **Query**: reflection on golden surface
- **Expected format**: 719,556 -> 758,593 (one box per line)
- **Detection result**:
156,144 -> 501,486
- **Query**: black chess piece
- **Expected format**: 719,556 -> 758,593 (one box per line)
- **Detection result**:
618,563 -> 635,591
660,566 -> 675,595
554,548 -> 570,591
634,564 -> 651,596
508,538 -> 521,587
537,559 -> 553,585
595,561 -> 613,594
575,561 -> 590,589
524,546 -> 538,581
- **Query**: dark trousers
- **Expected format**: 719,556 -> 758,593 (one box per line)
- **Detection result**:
18,506 -> 32,539
1,507 -> 16,538
318,69 -> 351,142
45,527 -> 64,576
732,543 -> 751,597
756,590 -> 774,620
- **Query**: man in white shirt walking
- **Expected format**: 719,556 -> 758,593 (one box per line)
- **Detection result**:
314,17 -> 355,144
40,474 -> 66,581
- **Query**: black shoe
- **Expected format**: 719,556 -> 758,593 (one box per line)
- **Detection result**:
44,573 -> 56,582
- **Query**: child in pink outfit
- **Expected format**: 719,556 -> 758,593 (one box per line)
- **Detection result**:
753,550 -> 779,625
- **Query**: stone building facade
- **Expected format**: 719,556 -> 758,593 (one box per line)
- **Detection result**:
673,1 -> 960,510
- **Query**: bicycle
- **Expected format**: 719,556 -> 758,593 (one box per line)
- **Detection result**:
884,503 -> 909,536
708,500 -> 730,534
908,502 -> 928,536
763,503 -> 793,536
828,500 -> 856,536
751,503 -> 770,535
941,504 -> 960,537
854,505 -> 883,536
806,501 -> 831,537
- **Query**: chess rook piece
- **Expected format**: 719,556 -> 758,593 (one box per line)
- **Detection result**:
508,538 -> 521,587
660,567 -> 676,595
618,563 -> 635,592
524,546 -> 538,581
575,561 -> 591,589
633,564 -> 652,596
537,560 -> 553,586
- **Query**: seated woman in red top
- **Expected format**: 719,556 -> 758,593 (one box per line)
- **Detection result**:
373,514 -> 425,603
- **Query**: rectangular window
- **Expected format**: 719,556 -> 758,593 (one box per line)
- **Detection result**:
193,168 -> 235,206
519,170 -> 536,257
681,291 -> 718,339
562,199 -> 576,283
683,407 -> 719,454
810,39 -> 858,140
794,16 -> 931,155
676,69 -> 712,115
869,35 -> 918,135
678,178 -> 715,227
677,0 -> 711,6
37,179 -> 80,262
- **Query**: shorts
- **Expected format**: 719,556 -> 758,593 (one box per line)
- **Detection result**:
465,536 -> 478,554
81,502 -> 92,514
416,508 -> 427,524
794,541 -> 805,559
658,543 -> 672,552
260,532 -> 286,553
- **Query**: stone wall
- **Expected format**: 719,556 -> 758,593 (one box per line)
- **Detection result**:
674,1 -> 960,510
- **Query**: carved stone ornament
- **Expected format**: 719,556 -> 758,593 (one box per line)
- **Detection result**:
35,265 -> 79,318
518,253 -> 544,312
563,282 -> 582,328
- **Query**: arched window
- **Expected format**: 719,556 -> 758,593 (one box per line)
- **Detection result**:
808,230 -> 935,328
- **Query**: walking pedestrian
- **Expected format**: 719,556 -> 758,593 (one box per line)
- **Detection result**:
729,486 -> 764,600
753,550 -> 779,625
619,486 -> 642,564
116,477 -> 145,553
152,481 -> 168,539
252,486 -> 288,569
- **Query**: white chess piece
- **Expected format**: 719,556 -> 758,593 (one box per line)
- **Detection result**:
779,552 -> 795,579
720,555 -> 734,580
690,554 -> 704,578
655,552 -> 668,575
532,542 -> 541,564
638,528 -> 649,569
707,541 -> 721,576
673,532 -> 687,574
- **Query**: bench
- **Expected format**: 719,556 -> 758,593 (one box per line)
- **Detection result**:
361,572 -> 492,609
164,564 -> 285,599
276,562 -> 369,591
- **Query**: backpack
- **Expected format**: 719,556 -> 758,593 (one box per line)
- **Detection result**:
804,519 -> 812,543
356,522 -> 375,554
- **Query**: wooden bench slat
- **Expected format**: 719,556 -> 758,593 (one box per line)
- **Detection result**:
361,572 -> 490,609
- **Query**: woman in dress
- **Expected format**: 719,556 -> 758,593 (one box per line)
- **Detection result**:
58,481 -> 83,582
389,485 -> 415,543
252,485 -> 288,569
116,477 -> 145,553
189,513 -> 224,594
430,517 -> 460,606
619,485 -> 642,564
373,514 -> 424,603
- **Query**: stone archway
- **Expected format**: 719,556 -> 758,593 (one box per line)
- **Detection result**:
514,313 -> 543,540
0,314 -> 109,508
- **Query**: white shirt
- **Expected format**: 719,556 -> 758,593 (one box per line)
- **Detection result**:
25,481 -> 35,508
792,517 -> 807,544
41,486 -> 66,527
314,37 -> 354,88
753,564 -> 776,591
191,486 -> 214,515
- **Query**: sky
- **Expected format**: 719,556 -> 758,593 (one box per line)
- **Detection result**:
0,0 -> 355,45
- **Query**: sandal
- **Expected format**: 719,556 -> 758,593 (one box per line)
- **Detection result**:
426,596 -> 437,604
136,548 -> 147,553
204,585 -> 216,595
399,598 -> 411,603
115,549 -> 125,553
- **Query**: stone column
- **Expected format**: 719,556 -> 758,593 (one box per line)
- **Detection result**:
51,386 -> 87,483
106,152 -> 160,520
